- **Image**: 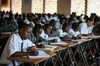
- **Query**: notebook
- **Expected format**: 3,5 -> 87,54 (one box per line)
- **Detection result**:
50,41 -> 68,46
37,45 -> 57,51
27,50 -> 49,59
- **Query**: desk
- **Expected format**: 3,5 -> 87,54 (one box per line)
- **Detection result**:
0,34 -> 11,39
8,51 -> 56,66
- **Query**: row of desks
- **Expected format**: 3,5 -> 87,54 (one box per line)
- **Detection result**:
1,34 -> 100,66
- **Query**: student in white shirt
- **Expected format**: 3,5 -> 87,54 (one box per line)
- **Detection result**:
68,22 -> 81,39
79,18 -> 94,36
0,21 -> 38,66
41,24 -> 57,43
55,17 -> 66,29
51,23 -> 71,40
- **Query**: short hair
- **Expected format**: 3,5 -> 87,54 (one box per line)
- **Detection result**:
72,22 -> 79,29
18,21 -> 31,29
43,24 -> 51,29
33,24 -> 42,31
62,23 -> 70,29
86,18 -> 94,22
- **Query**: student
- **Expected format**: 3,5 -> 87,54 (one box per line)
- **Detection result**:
51,23 -> 71,40
68,22 -> 81,39
55,17 -> 66,29
0,21 -> 38,66
40,24 -> 57,43
79,18 -> 94,36
28,24 -> 47,48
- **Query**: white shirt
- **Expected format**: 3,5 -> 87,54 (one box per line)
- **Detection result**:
79,23 -> 92,34
51,29 -> 68,37
55,22 -> 63,29
40,30 -> 49,39
0,33 -> 35,65
68,29 -> 80,37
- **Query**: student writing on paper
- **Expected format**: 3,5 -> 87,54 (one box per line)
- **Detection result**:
0,21 -> 38,66
68,22 -> 82,39
41,24 -> 57,43
51,23 -> 71,41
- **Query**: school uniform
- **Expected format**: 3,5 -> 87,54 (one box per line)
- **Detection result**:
51,29 -> 68,37
79,22 -> 93,34
0,33 -> 35,66
68,29 -> 80,37
28,33 -> 48,45
40,30 -> 49,39
55,22 -> 63,29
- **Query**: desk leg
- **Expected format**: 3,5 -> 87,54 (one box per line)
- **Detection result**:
53,51 -> 63,66
35,64 -> 39,66
68,47 -> 78,66
12,61 -> 16,66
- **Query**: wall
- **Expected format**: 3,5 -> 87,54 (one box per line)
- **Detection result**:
22,0 -> 32,14
57,0 -> 71,15
0,0 -> 2,10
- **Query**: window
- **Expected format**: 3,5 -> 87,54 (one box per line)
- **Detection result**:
1,0 -> 10,12
12,0 -> 22,14
71,0 -> 85,15
45,0 -> 57,14
87,0 -> 100,16
32,0 -> 43,13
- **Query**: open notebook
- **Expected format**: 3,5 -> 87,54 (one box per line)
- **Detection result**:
37,45 -> 57,51
27,50 -> 49,59
50,41 -> 68,46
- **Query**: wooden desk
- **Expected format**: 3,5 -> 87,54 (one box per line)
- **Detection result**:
7,51 -> 56,66
0,34 -> 11,39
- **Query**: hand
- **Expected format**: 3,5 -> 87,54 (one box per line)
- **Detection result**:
52,39 -> 57,43
36,44 -> 45,48
29,50 -> 39,56
27,46 -> 36,52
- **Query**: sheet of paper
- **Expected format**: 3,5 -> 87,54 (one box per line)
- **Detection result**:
45,37 -> 61,42
72,39 -> 86,42
28,50 -> 49,59
37,45 -> 57,51
2,32 -> 12,34
50,41 -> 68,46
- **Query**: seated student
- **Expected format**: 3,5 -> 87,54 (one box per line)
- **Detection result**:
0,21 -> 38,66
28,24 -> 47,48
55,17 -> 66,29
40,24 -> 57,43
79,18 -> 94,36
68,22 -> 81,39
49,19 -> 57,33
51,23 -> 71,40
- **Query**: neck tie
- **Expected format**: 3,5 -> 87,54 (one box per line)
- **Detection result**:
21,42 -> 23,52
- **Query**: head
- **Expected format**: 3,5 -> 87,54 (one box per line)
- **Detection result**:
44,24 -> 52,35
60,17 -> 66,24
33,24 -> 43,38
72,22 -> 79,31
49,19 -> 56,26
86,18 -> 94,27
18,21 -> 32,40
62,23 -> 70,32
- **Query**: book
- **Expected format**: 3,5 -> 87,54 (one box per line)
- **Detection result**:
45,37 -> 61,42
27,50 -> 49,59
37,45 -> 57,51
50,41 -> 68,46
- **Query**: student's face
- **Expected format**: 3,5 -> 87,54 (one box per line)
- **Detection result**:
74,27 -> 79,32
35,29 -> 42,38
20,27 -> 32,40
87,21 -> 94,27
45,26 -> 52,34
60,19 -> 65,24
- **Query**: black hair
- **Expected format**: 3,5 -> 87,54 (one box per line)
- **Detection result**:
33,24 -> 42,31
86,18 -> 94,22
18,21 -> 31,29
43,24 -> 51,29
72,22 -> 79,29
62,23 -> 70,29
